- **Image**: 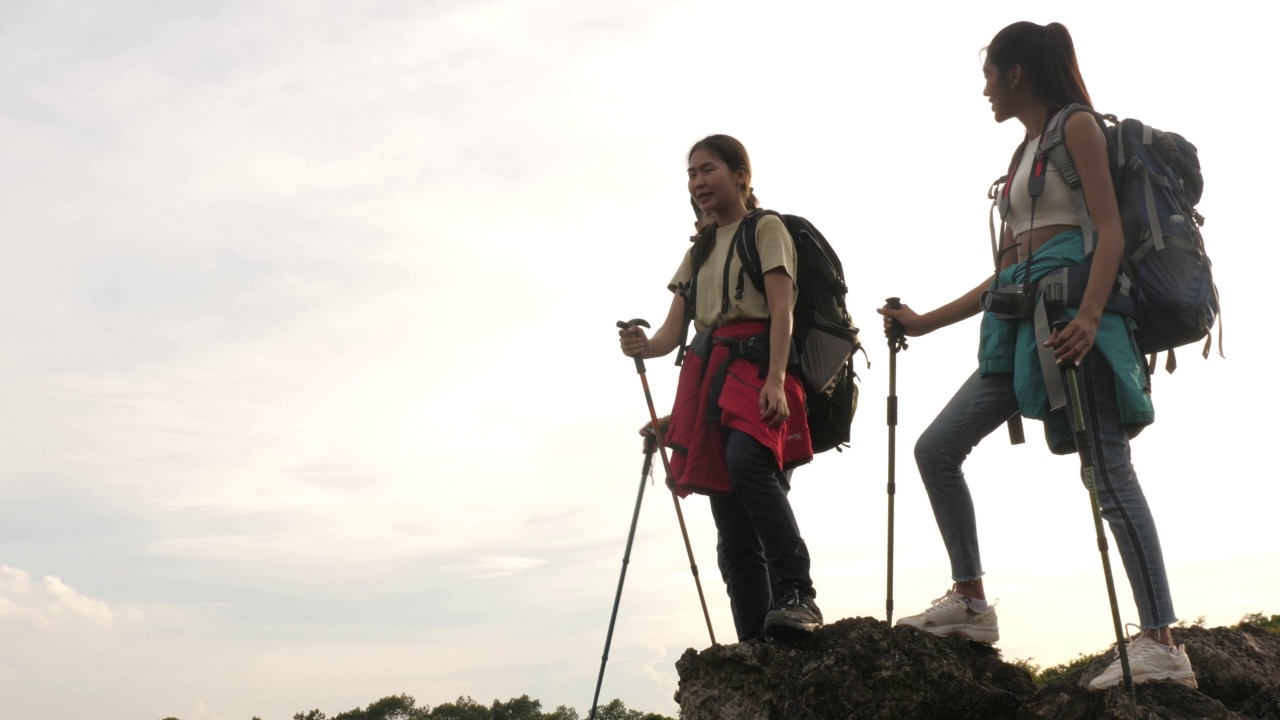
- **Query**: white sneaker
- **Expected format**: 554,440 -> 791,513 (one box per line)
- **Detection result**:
895,589 -> 999,644
1087,634 -> 1198,691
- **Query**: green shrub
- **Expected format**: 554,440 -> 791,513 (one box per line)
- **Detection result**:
1238,612 -> 1280,632
1013,652 -> 1104,687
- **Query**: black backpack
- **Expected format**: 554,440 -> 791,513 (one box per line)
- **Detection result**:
999,104 -> 1221,373
679,209 -> 862,453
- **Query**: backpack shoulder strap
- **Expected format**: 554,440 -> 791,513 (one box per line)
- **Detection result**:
996,137 -> 1030,222
732,209 -> 779,300
674,226 -> 715,366
990,137 -> 1029,271
1040,103 -> 1113,255
674,251 -> 698,367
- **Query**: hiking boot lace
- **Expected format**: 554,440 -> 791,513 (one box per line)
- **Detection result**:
777,588 -> 802,609
1110,623 -> 1151,655
921,591 -> 964,614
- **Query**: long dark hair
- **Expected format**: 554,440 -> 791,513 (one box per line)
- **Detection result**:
985,21 -> 1092,111
687,134 -> 759,271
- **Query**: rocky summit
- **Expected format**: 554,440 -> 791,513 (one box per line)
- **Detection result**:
674,617 -> 1280,720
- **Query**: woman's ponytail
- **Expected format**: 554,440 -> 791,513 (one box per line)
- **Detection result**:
986,21 -> 1093,110
691,223 -> 716,271
1043,22 -> 1092,108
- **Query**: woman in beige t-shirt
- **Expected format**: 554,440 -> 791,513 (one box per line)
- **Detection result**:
618,135 -> 821,642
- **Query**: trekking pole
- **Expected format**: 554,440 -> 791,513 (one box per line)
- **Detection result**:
1060,341 -> 1134,694
615,318 -> 717,646
588,432 -> 657,720
885,297 -> 908,625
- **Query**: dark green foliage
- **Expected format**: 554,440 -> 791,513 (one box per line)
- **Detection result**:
1239,612 -> 1280,632
427,696 -> 489,720
331,692 -> 431,720
152,693 -> 670,720
164,691 -> 670,720
1033,652 -> 1103,687
491,695 -> 542,720
1008,657 -> 1039,678
588,699 -> 671,720
1009,652 -> 1103,688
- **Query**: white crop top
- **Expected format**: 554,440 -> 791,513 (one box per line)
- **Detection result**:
1005,135 -> 1080,237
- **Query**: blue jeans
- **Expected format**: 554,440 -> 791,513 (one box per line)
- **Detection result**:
710,431 -> 812,642
914,353 -> 1177,629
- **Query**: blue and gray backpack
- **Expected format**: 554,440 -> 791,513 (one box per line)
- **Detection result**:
998,104 -> 1222,373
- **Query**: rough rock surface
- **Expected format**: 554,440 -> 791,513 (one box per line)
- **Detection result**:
674,617 -> 1034,720
674,618 -> 1280,720
1019,623 -> 1280,720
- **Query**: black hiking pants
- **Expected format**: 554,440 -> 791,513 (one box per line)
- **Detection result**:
710,429 -> 814,642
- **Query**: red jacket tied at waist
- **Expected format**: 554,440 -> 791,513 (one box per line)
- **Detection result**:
664,321 -> 813,497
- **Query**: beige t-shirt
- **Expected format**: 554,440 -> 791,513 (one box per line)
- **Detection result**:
668,214 -> 797,333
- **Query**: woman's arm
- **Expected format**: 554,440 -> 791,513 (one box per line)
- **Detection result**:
762,269 -> 794,387
878,273 -> 996,337
618,291 -> 687,359
880,219 -> 1011,335
1051,111 -> 1124,364
760,268 -> 794,426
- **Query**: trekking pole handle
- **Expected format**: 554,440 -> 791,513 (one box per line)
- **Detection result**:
1050,318 -> 1072,360
617,318 -> 651,374
885,297 -> 908,352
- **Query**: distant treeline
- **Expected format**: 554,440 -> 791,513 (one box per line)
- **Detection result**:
159,693 -> 675,720
156,614 -> 1280,720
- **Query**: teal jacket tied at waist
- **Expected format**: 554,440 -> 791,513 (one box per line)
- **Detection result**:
978,229 -> 1152,454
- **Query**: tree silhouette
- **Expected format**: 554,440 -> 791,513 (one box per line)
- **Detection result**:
426,695 -> 489,720
275,693 -> 671,720
332,693 -> 429,720
490,694 -> 541,720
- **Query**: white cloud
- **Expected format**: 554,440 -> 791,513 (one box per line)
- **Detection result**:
464,556 -> 549,579
0,566 -> 114,631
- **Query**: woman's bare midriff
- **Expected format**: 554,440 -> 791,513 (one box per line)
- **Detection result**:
1010,224 -> 1077,265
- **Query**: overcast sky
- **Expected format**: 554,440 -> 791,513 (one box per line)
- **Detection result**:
1,1 -> 1273,719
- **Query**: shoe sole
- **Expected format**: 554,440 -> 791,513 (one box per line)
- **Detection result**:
1089,671 -> 1198,692
900,622 -> 999,644
764,619 -> 820,641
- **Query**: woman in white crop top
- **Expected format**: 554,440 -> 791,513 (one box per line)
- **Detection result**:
878,21 -> 1196,691
1005,132 -> 1080,236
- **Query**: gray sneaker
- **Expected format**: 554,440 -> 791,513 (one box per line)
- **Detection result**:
895,589 -> 999,644
1088,634 -> 1197,691
764,588 -> 823,640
